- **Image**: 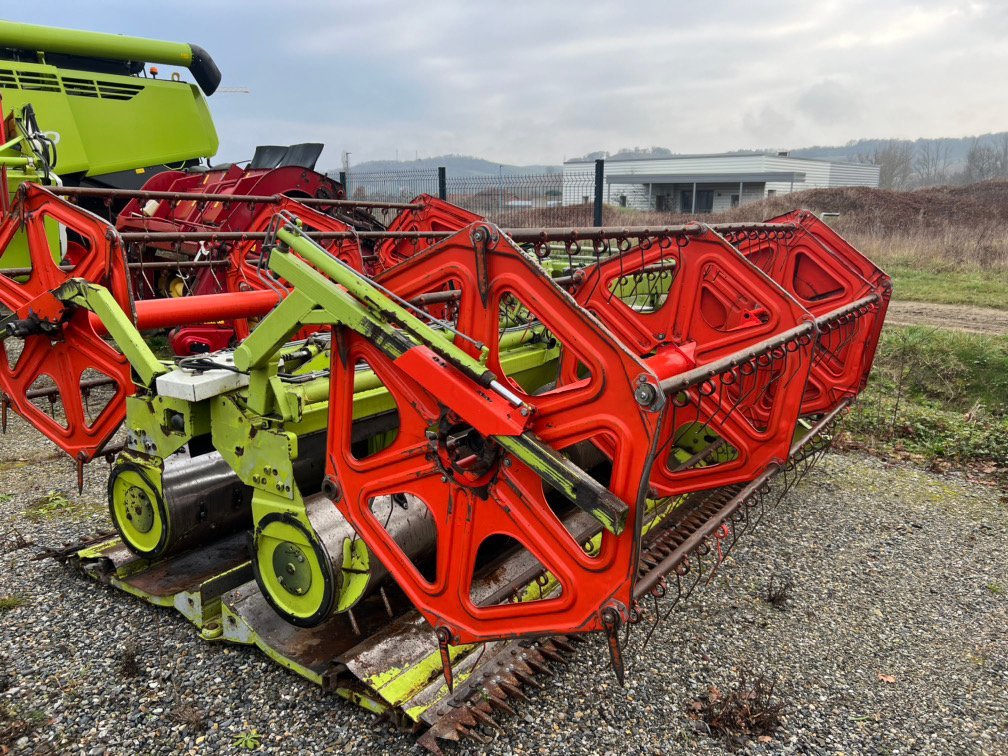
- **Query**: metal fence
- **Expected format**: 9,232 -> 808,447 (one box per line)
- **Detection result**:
339,160 -> 604,227
342,168 -> 440,204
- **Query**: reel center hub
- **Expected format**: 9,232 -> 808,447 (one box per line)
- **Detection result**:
435,412 -> 501,490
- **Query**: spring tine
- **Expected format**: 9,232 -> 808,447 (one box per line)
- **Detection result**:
75,455 -> 84,494
436,627 -> 454,693
379,586 -> 393,618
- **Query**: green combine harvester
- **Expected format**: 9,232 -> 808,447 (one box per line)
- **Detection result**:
0,19 -> 219,186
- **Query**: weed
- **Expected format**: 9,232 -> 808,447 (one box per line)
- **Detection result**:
987,582 -> 1005,596
25,490 -> 74,521
0,595 -> 27,613
687,671 -> 784,750
763,573 -> 793,610
173,703 -> 205,730
0,702 -> 46,749
118,638 -> 142,678
0,494 -> 11,504
0,528 -> 32,553
232,729 -> 262,750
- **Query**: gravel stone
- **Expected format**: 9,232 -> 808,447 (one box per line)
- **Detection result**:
0,412 -> 1005,754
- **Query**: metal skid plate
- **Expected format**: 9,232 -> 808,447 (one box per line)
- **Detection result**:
74,533 -> 251,627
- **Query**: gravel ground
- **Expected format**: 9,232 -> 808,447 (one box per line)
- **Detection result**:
0,411 -> 1005,756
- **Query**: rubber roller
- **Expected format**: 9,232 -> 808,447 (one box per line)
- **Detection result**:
108,431 -> 328,560
252,492 -> 437,628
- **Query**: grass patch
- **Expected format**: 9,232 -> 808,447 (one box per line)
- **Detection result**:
842,326 -> 1008,467
0,701 -> 47,750
884,265 -> 1008,310
23,490 -> 98,521
987,583 -> 1005,596
0,595 -> 27,613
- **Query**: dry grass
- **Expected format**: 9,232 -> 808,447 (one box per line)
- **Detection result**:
514,182 -> 1008,309
518,181 -> 1008,275
688,671 -> 785,750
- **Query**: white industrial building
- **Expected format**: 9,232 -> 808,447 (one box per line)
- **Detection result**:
562,153 -> 880,213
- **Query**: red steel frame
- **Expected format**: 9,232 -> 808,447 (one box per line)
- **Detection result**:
0,184 -> 890,649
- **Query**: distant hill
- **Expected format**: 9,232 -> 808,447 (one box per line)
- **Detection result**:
335,134 -> 1008,189
336,154 -> 561,178
572,134 -> 1008,168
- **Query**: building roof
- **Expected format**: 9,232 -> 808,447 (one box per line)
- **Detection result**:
606,171 -> 806,185
566,152 -> 859,166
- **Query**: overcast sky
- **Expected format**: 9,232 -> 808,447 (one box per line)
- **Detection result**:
10,1 -> 1008,167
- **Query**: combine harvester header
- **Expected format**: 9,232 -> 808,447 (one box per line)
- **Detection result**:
0,20 -> 891,753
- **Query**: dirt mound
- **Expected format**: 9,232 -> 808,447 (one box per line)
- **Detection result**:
726,181 -> 1008,232
515,181 -> 1008,235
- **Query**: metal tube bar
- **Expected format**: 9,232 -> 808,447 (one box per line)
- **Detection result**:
88,290 -> 280,335
813,294 -> 880,328
1,259 -> 230,277
49,186 -> 421,210
26,376 -> 116,400
658,322 -> 816,395
115,222 -> 794,245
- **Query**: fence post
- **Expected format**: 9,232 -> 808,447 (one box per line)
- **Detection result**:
338,170 -> 347,190
438,167 -> 447,200
593,159 -> 605,227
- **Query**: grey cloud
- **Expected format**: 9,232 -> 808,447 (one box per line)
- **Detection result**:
9,1 -> 1008,164
796,80 -> 863,125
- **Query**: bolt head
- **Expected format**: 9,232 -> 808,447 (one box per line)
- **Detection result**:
634,384 -> 657,406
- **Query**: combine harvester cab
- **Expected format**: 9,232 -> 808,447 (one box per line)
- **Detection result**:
0,21 -> 220,190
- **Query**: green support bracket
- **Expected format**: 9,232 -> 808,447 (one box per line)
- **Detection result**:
236,219 -> 629,534
54,279 -> 168,388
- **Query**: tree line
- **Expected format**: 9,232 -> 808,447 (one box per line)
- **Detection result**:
857,135 -> 1008,190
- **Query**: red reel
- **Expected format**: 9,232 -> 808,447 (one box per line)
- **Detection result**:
570,228 -> 814,496
326,223 -> 663,644
0,184 -> 133,460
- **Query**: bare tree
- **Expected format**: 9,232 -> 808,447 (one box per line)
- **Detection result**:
913,140 -> 951,186
996,133 -> 1008,178
873,141 -> 914,190
965,137 -> 999,183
